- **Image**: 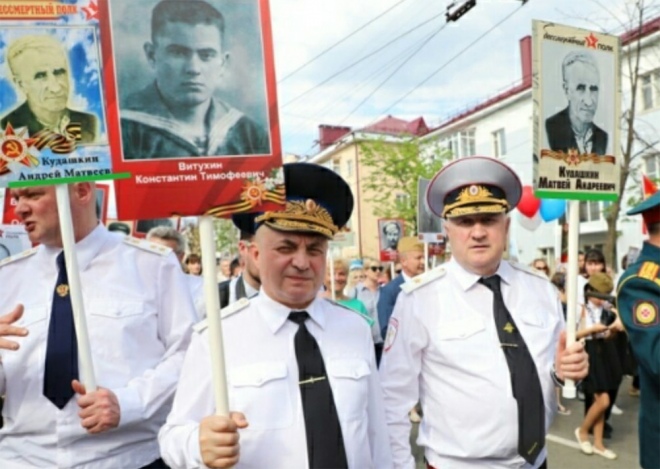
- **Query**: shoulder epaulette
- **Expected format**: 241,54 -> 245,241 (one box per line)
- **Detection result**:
509,261 -> 548,280
324,298 -> 374,326
0,247 -> 38,268
123,236 -> 171,256
637,261 -> 660,281
401,266 -> 446,294
193,297 -> 251,334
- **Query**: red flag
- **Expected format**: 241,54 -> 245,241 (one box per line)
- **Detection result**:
643,174 -> 658,198
641,174 -> 658,234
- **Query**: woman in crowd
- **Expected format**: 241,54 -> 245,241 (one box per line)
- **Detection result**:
185,253 -> 202,276
574,273 -> 622,460
576,248 -> 624,435
324,258 -> 373,327
532,257 -> 551,278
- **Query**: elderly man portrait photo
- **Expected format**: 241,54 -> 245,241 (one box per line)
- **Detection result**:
380,220 -> 402,253
545,50 -> 608,155
1,35 -> 99,143
116,0 -> 270,160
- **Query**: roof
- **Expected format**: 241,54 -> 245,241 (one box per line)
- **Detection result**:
361,115 -> 429,136
432,15 -> 660,132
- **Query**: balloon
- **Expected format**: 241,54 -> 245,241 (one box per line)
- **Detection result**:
518,211 -> 542,231
517,186 -> 541,218
539,198 -> 566,222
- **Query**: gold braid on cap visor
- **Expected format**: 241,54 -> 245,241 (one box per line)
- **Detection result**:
442,185 -> 509,218
255,199 -> 338,238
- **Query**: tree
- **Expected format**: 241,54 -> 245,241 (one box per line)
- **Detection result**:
359,136 -> 449,234
181,218 -> 239,259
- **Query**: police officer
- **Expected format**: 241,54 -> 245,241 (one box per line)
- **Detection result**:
0,183 -> 195,468
379,156 -> 589,468
159,163 -> 392,468
616,190 -> 660,469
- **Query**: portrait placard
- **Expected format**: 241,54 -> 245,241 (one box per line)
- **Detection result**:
417,177 -> 444,241
378,218 -> 405,262
532,20 -> 621,201
0,2 -> 115,187
101,0 -> 284,219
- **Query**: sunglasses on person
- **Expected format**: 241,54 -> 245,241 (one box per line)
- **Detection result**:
370,266 -> 384,272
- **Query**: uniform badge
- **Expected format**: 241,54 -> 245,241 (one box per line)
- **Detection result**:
634,301 -> 658,327
56,284 -> 69,297
504,322 -> 515,334
384,318 -> 399,352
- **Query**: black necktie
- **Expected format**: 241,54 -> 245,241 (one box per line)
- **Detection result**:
235,276 -> 247,300
480,275 -> 545,465
43,252 -> 79,409
288,311 -> 348,469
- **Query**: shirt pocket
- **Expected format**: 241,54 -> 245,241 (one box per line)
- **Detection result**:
229,361 -> 293,430
15,303 -> 49,328
3,303 -> 48,370
326,358 -> 371,421
434,317 -> 490,371
86,297 -> 155,362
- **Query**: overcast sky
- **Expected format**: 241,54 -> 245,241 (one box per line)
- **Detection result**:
269,0 -> 658,156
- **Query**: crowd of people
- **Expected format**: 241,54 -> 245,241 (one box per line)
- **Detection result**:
0,157 -> 657,469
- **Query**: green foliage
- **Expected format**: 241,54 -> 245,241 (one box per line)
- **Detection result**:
182,218 -> 239,258
359,136 -> 450,234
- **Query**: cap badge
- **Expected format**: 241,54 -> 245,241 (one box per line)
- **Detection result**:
56,284 -> 69,297
458,185 -> 493,203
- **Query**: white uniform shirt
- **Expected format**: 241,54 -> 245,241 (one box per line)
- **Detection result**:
227,275 -> 259,305
379,259 -> 564,469
159,292 -> 393,469
187,274 -> 206,320
0,225 -> 196,469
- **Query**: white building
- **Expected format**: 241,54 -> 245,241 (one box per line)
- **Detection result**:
422,21 -> 660,271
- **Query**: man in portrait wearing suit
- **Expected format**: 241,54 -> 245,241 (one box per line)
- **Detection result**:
545,50 -> 608,155
1,35 -> 98,143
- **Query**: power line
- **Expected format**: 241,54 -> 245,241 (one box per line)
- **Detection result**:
379,2 -> 529,116
339,24 -> 447,124
308,19 -> 445,120
281,10 -> 446,108
278,0 -> 407,83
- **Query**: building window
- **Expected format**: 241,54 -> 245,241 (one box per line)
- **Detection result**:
640,70 -> 660,111
346,159 -> 354,178
332,159 -> 341,175
644,153 -> 660,179
492,128 -> 507,157
579,201 -> 605,222
395,193 -> 410,208
441,128 -> 475,159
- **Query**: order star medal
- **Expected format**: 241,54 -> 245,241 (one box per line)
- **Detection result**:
56,284 -> 69,297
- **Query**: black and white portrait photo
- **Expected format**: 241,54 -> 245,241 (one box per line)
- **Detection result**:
542,45 -> 615,156
417,177 -> 443,238
111,0 -> 271,160
378,219 -> 403,254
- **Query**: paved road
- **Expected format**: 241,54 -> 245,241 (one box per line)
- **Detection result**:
411,377 -> 640,468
